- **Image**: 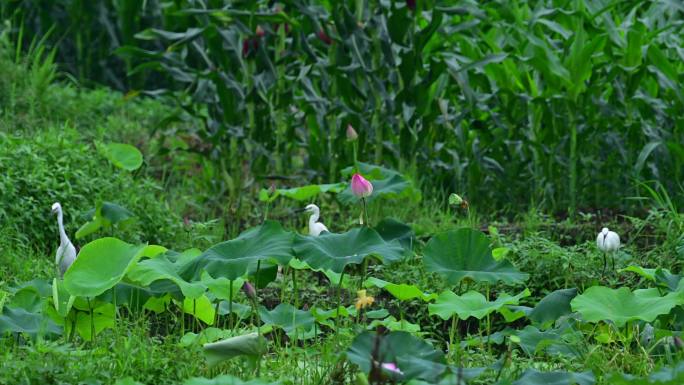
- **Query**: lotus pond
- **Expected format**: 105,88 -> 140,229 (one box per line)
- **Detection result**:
2,1 -> 684,385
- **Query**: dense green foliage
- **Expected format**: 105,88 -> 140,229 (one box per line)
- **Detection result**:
4,0 -> 684,213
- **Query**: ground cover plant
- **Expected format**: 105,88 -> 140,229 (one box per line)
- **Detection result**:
1,1 -> 684,385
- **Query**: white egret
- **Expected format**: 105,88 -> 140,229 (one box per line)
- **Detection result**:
596,227 -> 620,275
304,204 -> 328,236
52,202 -> 77,277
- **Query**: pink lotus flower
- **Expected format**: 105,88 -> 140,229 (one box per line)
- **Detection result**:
381,362 -> 403,375
351,173 -> 373,198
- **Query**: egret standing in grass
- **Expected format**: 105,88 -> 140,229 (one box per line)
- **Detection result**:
304,204 -> 328,236
597,227 -> 620,275
52,202 -> 77,277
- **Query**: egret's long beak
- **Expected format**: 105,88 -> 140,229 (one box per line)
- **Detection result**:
294,207 -> 308,214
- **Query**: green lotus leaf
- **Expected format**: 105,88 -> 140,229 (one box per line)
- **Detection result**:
259,183 -> 346,202
511,369 -> 595,385
528,288 -> 578,326
293,227 -> 405,274
429,289 -> 531,320
181,221 -> 294,281
259,303 -> 315,337
182,295 -> 216,325
218,301 -> 251,319
203,333 -> 268,367
75,302 -> 115,341
606,362 -> 684,385
184,374 -> 280,385
619,265 -> 658,281
97,282 -> 156,310
180,327 -> 233,347
98,141 -> 143,171
374,218 -> 415,251
0,306 -> 62,337
571,286 -> 684,327
514,324 -> 583,357
347,331 -> 446,382
203,273 -> 244,301
288,259 -> 352,288
423,228 -> 528,285
127,249 -> 206,299
368,316 -> 421,333
364,277 -> 437,302
64,237 -> 147,298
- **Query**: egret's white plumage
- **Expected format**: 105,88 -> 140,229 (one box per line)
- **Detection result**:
305,204 -> 328,236
597,227 -> 620,275
596,227 -> 620,252
52,202 -> 77,277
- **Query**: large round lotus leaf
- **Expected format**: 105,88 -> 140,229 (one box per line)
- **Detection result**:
259,303 -> 314,337
181,221 -> 294,281
64,237 -> 147,297
293,227 -> 405,274
127,249 -> 206,299
429,289 -> 530,320
0,306 -> 62,337
571,286 -> 683,327
512,369 -> 595,385
528,288 -> 578,326
514,324 -> 582,357
347,331 -> 446,382
423,228 -> 528,285
374,218 -> 415,251
98,142 -> 143,171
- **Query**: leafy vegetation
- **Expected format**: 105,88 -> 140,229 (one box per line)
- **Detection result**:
2,2 -> 684,385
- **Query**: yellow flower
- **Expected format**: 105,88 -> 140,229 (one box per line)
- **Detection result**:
355,290 -> 375,310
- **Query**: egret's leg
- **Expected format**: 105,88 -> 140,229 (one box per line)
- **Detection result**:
611,252 -> 615,272
601,253 -> 607,277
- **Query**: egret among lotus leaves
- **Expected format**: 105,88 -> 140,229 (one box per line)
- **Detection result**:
52,202 -> 77,277
304,204 -> 328,236
596,227 -> 620,275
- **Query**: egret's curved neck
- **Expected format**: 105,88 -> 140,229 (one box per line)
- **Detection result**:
56,209 -> 69,245
309,209 -> 320,225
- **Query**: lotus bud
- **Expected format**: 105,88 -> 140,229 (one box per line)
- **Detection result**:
317,29 -> 332,45
351,173 -> 373,198
346,124 -> 358,141
242,39 -> 250,57
256,25 -> 265,37
242,281 -> 256,299
406,0 -> 416,11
